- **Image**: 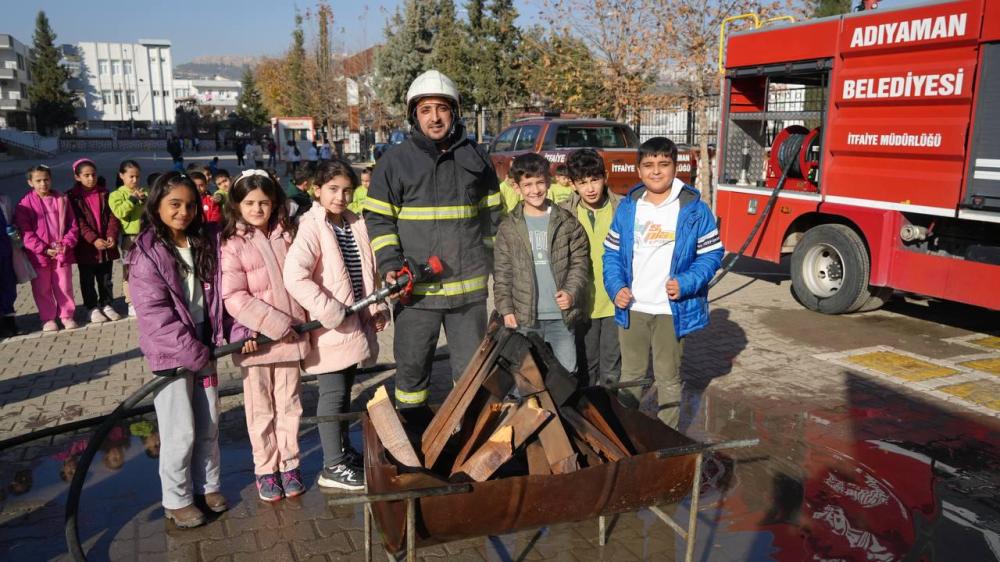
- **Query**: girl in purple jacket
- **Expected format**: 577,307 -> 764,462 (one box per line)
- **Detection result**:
126,172 -> 227,529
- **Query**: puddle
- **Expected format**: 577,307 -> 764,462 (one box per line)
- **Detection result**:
1,374 -> 998,561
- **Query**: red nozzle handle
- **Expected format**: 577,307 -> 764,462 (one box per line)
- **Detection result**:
425,255 -> 444,276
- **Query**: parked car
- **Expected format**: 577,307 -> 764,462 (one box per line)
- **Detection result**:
488,116 -> 706,194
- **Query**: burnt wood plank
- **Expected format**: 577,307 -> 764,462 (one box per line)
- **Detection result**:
367,386 -> 421,468
560,407 -> 628,462
577,396 -> 632,455
456,399 -> 552,482
518,354 -> 579,474
450,398 -> 505,475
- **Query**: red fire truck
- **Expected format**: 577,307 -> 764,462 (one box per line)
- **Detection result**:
715,0 -> 1000,313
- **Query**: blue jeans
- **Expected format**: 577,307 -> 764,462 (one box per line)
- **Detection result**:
525,319 -> 577,374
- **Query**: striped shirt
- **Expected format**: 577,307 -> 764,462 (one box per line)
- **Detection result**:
331,219 -> 365,301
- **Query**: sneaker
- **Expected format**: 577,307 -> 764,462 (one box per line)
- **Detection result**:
317,463 -> 365,491
164,504 -> 206,528
102,305 -> 122,321
61,318 -> 79,330
280,469 -> 305,498
89,308 -> 108,324
256,473 -> 283,502
128,304 -> 136,318
42,320 -> 59,332
342,445 -> 364,469
196,492 -> 228,513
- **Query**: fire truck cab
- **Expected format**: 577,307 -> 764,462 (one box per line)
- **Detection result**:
716,0 -> 1000,313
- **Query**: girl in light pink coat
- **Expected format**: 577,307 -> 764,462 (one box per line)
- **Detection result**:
283,160 -> 388,491
220,170 -> 311,502
14,165 -> 80,331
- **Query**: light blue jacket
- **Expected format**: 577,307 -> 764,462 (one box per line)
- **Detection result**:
602,183 -> 723,337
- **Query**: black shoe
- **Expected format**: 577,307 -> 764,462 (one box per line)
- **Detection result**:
0,316 -> 17,338
317,463 -> 365,491
342,445 -> 364,469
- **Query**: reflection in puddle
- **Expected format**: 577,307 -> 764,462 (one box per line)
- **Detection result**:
1,374 -> 999,560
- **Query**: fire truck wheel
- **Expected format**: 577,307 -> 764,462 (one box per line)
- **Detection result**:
791,224 -> 872,314
854,286 -> 894,313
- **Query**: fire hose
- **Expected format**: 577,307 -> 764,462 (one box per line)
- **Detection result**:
65,256 -> 444,562
707,134 -> 803,290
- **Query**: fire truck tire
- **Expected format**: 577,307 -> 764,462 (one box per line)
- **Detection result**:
791,224 -> 872,314
854,286 -> 894,313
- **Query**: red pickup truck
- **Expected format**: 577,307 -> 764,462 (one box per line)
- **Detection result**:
486,116 -> 702,195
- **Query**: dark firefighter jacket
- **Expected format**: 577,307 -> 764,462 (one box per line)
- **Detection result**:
363,123 -> 501,309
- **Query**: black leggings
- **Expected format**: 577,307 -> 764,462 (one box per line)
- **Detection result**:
315,367 -> 356,467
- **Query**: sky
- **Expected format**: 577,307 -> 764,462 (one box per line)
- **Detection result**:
5,0 -> 541,63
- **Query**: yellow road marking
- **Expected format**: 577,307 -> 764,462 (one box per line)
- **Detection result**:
971,336 -> 1000,351
845,351 -> 959,381
938,380 -> 1000,411
959,357 -> 1000,377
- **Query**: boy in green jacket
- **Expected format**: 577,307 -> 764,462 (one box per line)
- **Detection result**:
561,149 -> 621,387
108,160 -> 146,317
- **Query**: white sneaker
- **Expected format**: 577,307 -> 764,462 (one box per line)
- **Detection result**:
62,318 -> 79,330
42,320 -> 59,332
128,304 -> 136,318
89,308 -> 108,323
102,306 -> 122,321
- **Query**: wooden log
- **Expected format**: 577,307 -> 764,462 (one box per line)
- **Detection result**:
421,321 -> 504,469
517,354 -> 579,474
366,386 -> 421,468
570,434 -> 604,468
525,441 -> 552,475
560,407 -> 628,462
456,399 -> 552,482
576,396 -> 633,455
450,398 -> 505,475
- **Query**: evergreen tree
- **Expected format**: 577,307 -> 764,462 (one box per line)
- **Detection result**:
286,13 -> 309,116
463,0 -> 526,109
374,0 -> 437,114
430,1 -> 469,102
236,68 -> 269,132
27,11 -> 76,134
812,0 -> 853,17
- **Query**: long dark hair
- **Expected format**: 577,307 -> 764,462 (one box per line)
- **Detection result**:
141,172 -> 217,281
116,159 -> 141,188
221,169 -> 293,240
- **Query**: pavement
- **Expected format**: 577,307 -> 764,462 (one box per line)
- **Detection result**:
0,150 -> 998,559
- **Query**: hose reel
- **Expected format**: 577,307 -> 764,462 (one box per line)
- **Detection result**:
767,125 -> 821,190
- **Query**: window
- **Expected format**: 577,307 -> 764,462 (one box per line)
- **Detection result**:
16,54 -> 24,70
98,59 -> 109,75
113,91 -> 122,106
112,61 -> 122,76
127,91 -> 136,106
513,125 -> 541,151
552,125 -> 636,149
123,60 -> 133,74
152,90 -> 158,97
162,90 -> 169,98
101,91 -> 111,105
175,88 -> 188,98
493,127 -> 519,153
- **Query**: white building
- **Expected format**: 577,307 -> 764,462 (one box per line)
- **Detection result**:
173,78 -> 241,116
0,34 -> 33,130
64,39 -> 175,130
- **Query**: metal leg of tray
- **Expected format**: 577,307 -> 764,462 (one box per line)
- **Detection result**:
598,439 -> 758,562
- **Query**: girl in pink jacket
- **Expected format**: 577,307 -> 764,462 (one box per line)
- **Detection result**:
220,170 -> 310,502
14,165 -> 79,331
283,160 -> 388,491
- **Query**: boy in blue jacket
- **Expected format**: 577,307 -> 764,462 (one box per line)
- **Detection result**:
602,137 -> 723,428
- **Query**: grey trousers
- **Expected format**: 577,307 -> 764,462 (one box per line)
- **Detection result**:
152,365 -> 221,510
392,301 -> 487,406
316,367 -> 355,467
618,311 -> 684,428
579,316 -> 622,387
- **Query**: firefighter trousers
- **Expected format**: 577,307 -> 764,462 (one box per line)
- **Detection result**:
392,300 -> 487,407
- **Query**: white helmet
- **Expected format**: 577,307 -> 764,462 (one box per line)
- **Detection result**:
406,70 -> 461,117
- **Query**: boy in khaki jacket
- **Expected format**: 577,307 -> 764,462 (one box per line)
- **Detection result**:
493,153 -> 590,373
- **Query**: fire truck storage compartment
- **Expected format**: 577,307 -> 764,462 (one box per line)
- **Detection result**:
721,61 -> 832,191
965,42 -> 1000,212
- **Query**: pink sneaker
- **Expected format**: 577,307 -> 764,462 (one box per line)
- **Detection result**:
61,318 -> 79,330
42,320 -> 59,332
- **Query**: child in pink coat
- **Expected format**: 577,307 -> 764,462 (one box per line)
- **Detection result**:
220,170 -> 311,502
283,160 -> 388,491
14,165 -> 79,331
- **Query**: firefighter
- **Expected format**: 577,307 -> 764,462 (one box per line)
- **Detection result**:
364,70 -> 501,407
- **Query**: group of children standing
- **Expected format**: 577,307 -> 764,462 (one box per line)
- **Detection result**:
124,160 -> 382,528
494,138 -> 723,429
